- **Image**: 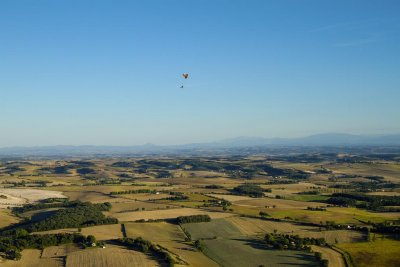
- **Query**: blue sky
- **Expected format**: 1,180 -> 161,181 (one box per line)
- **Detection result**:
1,0 -> 399,146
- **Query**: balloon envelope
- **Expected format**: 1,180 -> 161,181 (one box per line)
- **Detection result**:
182,73 -> 189,79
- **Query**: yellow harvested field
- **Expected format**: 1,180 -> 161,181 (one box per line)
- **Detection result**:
0,209 -> 20,228
65,245 -> 160,267
81,224 -> 124,240
114,208 -> 234,221
0,249 -> 63,267
41,246 -> 67,258
311,246 -> 345,267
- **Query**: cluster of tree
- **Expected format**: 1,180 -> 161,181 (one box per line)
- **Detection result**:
329,181 -> 398,192
117,237 -> 175,267
176,215 -> 211,224
307,206 -> 326,211
372,222 -> 400,234
313,168 -> 332,174
327,193 -> 400,210
39,166 -> 70,174
76,167 -> 96,175
204,184 -> 224,189
12,199 -> 77,214
0,231 -> 90,261
326,196 -> 356,207
13,200 -> 111,214
38,161 -> 95,175
299,191 -> 320,195
137,159 -> 180,169
116,173 -> 135,179
111,161 -> 136,168
232,184 -> 265,197
365,176 -> 385,182
164,194 -> 189,201
4,202 -> 116,234
110,189 -> 157,195
264,233 -> 326,251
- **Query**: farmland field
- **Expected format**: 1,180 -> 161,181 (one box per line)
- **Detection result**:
1,154 -> 399,267
183,218 -> 242,239
0,189 -> 66,209
0,209 -> 20,228
125,222 -> 185,241
124,222 -> 219,266
0,249 -> 63,267
81,224 -> 124,240
226,217 -> 365,243
65,245 -> 160,267
311,246 -> 345,267
337,238 -> 400,267
203,238 -> 319,267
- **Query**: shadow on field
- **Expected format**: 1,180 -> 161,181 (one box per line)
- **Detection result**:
230,238 -> 319,266
230,237 -> 266,250
277,254 -> 319,266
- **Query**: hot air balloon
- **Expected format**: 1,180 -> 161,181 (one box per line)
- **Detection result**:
180,73 -> 189,88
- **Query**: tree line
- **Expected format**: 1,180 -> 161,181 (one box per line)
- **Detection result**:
176,215 -> 211,224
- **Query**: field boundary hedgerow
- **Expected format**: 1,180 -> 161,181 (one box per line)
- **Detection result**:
331,245 -> 354,267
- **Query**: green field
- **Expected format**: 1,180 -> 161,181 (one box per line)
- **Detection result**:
203,238 -> 320,267
337,238 -> 400,267
182,218 -> 242,239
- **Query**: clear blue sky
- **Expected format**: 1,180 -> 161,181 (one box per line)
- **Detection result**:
1,0 -> 399,146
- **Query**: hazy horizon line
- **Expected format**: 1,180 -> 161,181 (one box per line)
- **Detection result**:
1,132 -> 400,149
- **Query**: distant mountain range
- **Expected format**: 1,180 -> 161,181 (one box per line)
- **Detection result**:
216,133 -> 400,147
1,133 -> 400,157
